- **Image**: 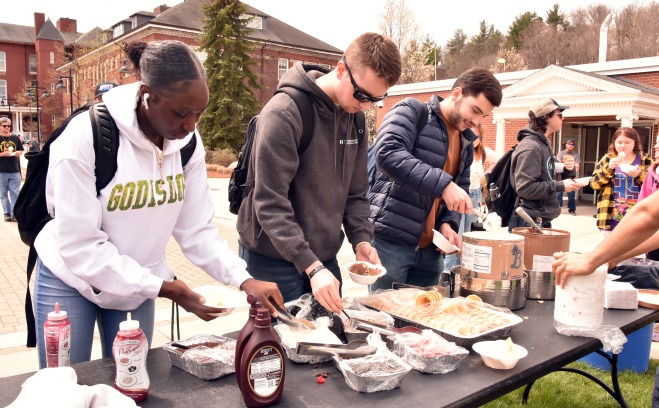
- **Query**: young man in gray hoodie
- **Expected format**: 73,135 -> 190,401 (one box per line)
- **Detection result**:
237,33 -> 401,313
509,99 -> 580,230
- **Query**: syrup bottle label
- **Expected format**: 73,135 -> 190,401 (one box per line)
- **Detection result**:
247,346 -> 283,398
115,338 -> 149,391
45,322 -> 71,367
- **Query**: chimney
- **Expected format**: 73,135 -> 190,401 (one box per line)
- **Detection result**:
56,18 -> 77,33
34,12 -> 45,36
599,13 -> 613,63
154,4 -> 170,14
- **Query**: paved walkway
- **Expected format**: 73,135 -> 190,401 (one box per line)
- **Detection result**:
0,177 -> 651,378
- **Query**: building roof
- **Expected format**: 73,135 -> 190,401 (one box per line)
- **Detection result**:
75,27 -> 109,48
0,22 -> 35,44
36,19 -> 64,42
563,67 -> 659,97
143,0 -> 341,54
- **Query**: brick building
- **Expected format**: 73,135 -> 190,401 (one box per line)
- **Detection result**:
0,0 -> 342,142
377,57 -> 659,204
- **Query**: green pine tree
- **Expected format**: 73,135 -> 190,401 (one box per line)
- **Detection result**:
198,0 -> 260,154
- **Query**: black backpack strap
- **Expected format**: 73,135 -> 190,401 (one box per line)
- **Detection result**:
180,132 -> 197,168
25,245 -> 37,347
275,88 -> 314,154
90,103 -> 120,195
355,111 -> 366,138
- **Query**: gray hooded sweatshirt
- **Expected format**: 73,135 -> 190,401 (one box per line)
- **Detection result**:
237,63 -> 372,273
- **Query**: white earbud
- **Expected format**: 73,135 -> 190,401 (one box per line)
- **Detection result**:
143,93 -> 150,110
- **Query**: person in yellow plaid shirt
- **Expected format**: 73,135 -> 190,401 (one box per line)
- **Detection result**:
591,127 -> 652,234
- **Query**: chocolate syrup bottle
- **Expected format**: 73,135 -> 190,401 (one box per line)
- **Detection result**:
235,293 -> 261,388
239,307 -> 285,408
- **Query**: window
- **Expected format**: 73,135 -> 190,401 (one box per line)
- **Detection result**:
0,52 -> 6,72
113,25 -> 124,38
278,58 -> 289,80
50,52 -> 54,64
0,80 -> 7,101
50,83 -> 54,94
52,115 -> 56,126
29,55 -> 37,74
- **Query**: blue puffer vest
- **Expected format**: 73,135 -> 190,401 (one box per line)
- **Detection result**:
368,95 -> 475,246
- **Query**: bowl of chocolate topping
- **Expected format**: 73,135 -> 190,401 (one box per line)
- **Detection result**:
343,261 -> 386,285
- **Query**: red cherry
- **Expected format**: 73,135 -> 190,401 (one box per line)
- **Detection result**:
316,376 -> 325,384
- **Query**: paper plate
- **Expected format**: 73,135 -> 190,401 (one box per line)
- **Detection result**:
192,286 -> 248,316
638,289 -> 659,310
618,164 -> 638,174
574,177 -> 591,187
432,229 -> 459,253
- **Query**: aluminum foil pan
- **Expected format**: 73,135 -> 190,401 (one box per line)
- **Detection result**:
163,334 -> 236,380
459,273 -> 527,311
526,269 -> 556,300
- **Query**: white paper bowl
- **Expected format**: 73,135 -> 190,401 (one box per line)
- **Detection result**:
472,340 -> 528,370
432,229 -> 459,253
343,262 -> 386,285
192,286 -> 248,316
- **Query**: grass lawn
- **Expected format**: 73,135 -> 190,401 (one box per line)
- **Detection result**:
484,360 -> 657,407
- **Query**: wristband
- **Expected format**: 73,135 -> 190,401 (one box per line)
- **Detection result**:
354,241 -> 370,252
307,264 -> 327,280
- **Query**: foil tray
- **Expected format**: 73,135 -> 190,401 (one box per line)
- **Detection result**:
357,292 -> 523,348
163,334 -> 236,380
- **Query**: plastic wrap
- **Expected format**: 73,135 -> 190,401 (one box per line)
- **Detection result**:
335,333 -> 411,393
163,334 -> 236,380
274,316 -> 341,364
553,320 -> 627,354
391,330 -> 469,374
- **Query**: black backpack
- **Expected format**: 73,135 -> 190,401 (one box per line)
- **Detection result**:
14,102 -> 196,347
484,145 -> 517,227
228,87 -> 366,215
367,97 -> 429,194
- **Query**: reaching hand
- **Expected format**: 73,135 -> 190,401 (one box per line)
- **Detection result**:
608,157 -> 621,170
239,278 -> 285,318
562,179 -> 581,192
552,252 -> 597,288
355,242 -> 380,264
309,268 -> 343,313
159,279 -> 227,321
441,182 -> 473,214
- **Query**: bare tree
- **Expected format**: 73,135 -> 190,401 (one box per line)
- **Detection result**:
490,47 -> 528,73
378,0 -> 429,84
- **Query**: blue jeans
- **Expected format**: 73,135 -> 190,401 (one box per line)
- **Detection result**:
369,235 -> 443,292
34,259 -> 155,369
557,191 -> 576,212
0,172 -> 21,216
238,243 -> 341,303
508,213 -> 552,232
444,187 -> 482,269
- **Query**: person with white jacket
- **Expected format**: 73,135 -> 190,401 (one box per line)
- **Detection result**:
33,40 -> 284,368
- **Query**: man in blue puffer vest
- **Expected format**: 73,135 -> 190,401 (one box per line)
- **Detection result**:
368,68 -> 502,291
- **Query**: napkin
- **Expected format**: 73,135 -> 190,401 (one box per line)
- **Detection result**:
7,367 -> 136,408
604,280 -> 639,310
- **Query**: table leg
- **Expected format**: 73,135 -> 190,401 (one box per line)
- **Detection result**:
520,352 -> 627,408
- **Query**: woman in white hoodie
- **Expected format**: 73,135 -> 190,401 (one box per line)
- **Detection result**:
33,40 -> 283,368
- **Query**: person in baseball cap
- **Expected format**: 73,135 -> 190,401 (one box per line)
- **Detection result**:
530,98 -> 569,118
94,82 -> 118,101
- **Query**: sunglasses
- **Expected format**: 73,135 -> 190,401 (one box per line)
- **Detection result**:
342,56 -> 387,103
0,125 -> 10,128
556,112 -> 563,119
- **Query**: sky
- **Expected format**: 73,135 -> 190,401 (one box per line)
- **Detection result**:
4,0 -> 631,50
